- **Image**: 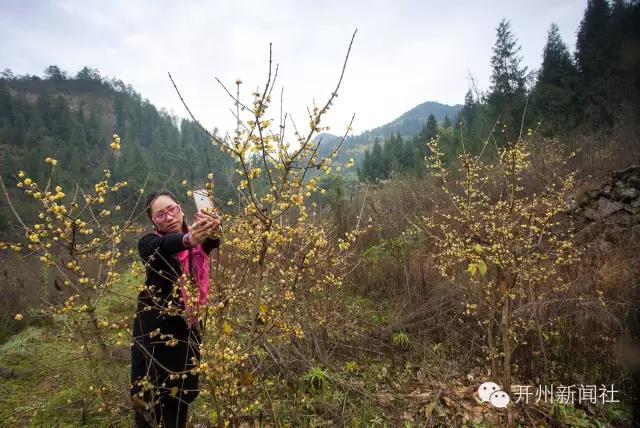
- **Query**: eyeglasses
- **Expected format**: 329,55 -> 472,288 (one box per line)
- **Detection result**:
152,204 -> 182,224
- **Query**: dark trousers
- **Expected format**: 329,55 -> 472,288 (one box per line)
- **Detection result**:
133,394 -> 189,428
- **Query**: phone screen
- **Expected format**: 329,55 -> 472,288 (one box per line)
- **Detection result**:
193,189 -> 214,212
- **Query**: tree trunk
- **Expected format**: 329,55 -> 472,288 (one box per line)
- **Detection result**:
500,277 -> 511,392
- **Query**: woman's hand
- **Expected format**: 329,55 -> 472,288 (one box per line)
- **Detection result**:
187,218 -> 217,246
194,211 -> 222,234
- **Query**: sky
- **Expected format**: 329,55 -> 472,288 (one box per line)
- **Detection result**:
0,0 -> 587,136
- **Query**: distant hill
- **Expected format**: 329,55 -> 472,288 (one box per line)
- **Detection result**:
315,101 -> 462,162
358,101 -> 462,140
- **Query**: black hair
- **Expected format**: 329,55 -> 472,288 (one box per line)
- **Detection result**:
144,190 -> 188,233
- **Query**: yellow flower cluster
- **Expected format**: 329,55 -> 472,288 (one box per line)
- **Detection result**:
110,134 -> 121,151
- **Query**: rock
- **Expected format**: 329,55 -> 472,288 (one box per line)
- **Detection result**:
571,167 -> 640,227
583,208 -> 600,221
597,197 -> 624,218
0,366 -> 27,379
618,187 -> 639,201
580,190 -> 602,206
624,203 -> 640,214
612,165 -> 640,181
604,211 -> 632,226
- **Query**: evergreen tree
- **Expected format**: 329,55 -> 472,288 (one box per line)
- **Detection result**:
575,0 -> 619,128
576,0 -> 613,80
532,23 -> 579,134
361,150 -> 373,181
424,114 -> 438,140
44,65 -> 66,81
1,69 -> 15,80
459,89 -> 477,128
418,114 -> 438,156
442,114 -> 452,129
403,138 -> 422,177
12,114 -> 26,147
76,66 -> 101,81
50,96 -> 73,140
487,19 -> 529,139
455,88 -> 492,156
371,139 -> 385,181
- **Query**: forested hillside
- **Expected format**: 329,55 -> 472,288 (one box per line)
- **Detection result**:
0,66 -> 236,235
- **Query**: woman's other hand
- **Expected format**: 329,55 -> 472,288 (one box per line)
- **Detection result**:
187,218 -> 216,246
194,211 -> 221,232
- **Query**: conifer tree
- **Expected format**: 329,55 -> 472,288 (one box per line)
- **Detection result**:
487,19 -> 529,139
371,139 -> 385,181
532,23 -> 579,134
442,114 -> 452,129
575,0 -> 618,128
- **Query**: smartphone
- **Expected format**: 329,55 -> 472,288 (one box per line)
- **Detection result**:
192,189 -> 222,235
193,189 -> 214,213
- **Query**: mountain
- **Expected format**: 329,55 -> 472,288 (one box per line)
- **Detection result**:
315,101 -> 462,162
358,101 -> 462,140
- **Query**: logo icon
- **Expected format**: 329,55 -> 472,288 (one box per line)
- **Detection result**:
478,381 -> 510,408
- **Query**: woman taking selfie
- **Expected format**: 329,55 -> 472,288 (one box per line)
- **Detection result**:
131,190 -> 221,427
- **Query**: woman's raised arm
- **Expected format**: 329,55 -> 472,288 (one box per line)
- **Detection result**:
138,232 -> 187,262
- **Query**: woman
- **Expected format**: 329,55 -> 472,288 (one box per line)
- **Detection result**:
131,190 -> 221,428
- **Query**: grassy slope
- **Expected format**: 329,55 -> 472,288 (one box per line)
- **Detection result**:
0,272 -> 138,427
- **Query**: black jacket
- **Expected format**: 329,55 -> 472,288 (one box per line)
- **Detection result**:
130,231 -> 220,403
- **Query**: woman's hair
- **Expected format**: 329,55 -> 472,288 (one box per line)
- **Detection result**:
144,190 -> 188,232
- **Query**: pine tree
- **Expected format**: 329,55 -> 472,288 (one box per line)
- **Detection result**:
532,23 -> 579,135
76,66 -> 101,81
576,0 -> 612,80
371,139 -> 385,181
487,19 -> 529,138
459,89 -> 477,128
44,65 -> 66,81
424,114 -> 438,140
575,0 -> 617,128
361,149 -> 373,181
442,114 -> 452,129
455,88 -> 493,156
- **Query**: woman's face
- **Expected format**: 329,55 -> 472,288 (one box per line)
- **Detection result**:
149,195 -> 184,234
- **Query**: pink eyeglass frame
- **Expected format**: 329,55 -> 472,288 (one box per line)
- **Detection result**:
152,203 -> 182,224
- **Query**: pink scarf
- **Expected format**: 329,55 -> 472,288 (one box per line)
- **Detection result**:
177,243 -> 210,327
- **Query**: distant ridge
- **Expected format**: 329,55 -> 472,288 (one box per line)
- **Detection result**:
315,101 -> 462,161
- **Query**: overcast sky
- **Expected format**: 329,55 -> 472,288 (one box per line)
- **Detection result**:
1,0 -> 586,136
